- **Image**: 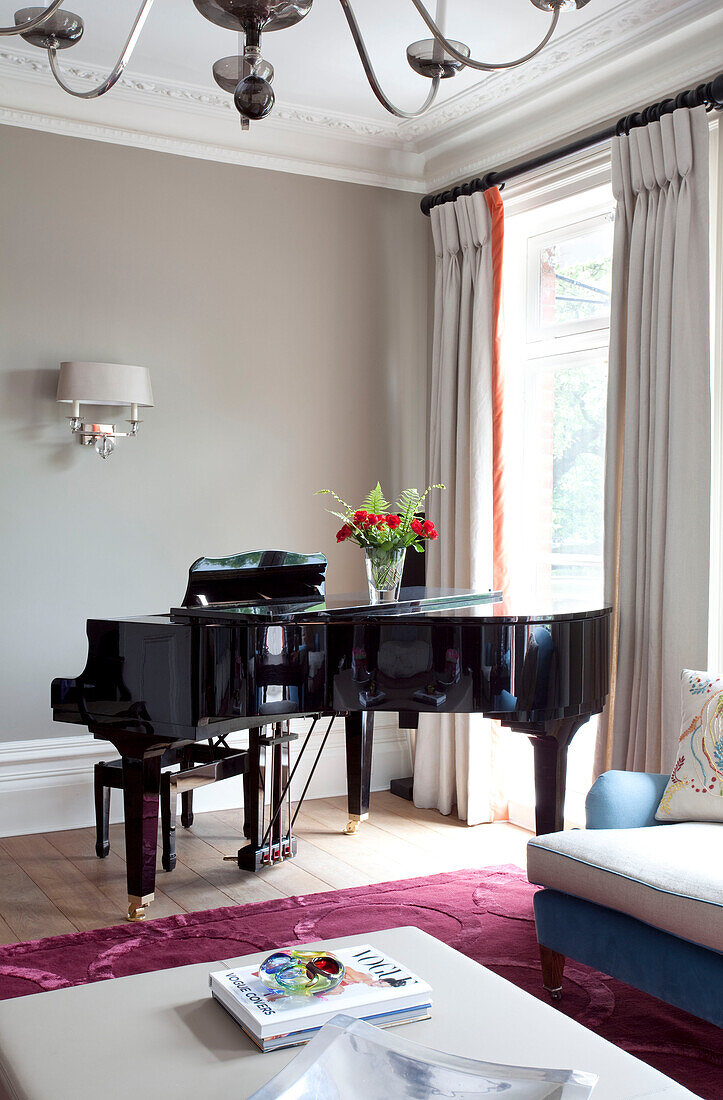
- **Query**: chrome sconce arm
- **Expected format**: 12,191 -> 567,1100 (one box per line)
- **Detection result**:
66,406 -> 143,459
47,0 -> 155,99
0,0 -> 64,36
408,0 -> 559,73
338,0 -> 440,120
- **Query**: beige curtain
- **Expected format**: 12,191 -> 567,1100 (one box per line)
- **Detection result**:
413,191 -> 501,824
598,106 -> 711,775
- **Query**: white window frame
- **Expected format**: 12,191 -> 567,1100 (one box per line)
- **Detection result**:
500,156 -> 616,829
525,210 -> 615,343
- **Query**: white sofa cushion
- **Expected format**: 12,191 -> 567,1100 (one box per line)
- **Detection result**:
656,669 -> 723,823
527,823 -> 723,952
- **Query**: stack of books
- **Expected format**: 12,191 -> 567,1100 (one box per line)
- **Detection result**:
210,943 -> 433,1052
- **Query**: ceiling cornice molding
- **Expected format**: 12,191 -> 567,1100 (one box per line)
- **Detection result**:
0,0 -> 719,194
422,7 -> 723,191
0,44 -> 405,146
0,103 -> 425,192
399,0 -> 720,144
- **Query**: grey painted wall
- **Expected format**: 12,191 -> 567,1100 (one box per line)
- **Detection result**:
0,124 -> 431,744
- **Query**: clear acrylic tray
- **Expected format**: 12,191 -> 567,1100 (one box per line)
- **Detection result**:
249,1013 -> 598,1099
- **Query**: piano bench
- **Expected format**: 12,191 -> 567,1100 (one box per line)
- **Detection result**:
94,746 -> 249,873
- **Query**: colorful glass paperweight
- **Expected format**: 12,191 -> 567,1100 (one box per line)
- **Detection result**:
257,950 -> 345,997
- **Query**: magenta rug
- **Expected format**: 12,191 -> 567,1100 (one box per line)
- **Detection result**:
0,866 -> 719,1096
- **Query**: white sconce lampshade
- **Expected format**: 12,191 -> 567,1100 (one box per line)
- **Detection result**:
57,361 -> 154,459
57,362 -> 154,408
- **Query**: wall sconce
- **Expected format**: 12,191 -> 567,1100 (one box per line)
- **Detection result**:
57,362 -> 154,459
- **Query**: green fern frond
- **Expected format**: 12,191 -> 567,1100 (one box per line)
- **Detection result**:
363,482 -> 390,514
395,488 -> 421,528
316,488 -> 354,514
416,482 -> 446,509
327,510 -> 354,525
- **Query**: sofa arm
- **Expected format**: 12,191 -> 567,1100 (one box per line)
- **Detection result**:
585,771 -> 669,829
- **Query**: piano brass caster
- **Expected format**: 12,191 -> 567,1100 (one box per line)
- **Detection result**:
126,893 -> 153,922
344,814 -> 367,835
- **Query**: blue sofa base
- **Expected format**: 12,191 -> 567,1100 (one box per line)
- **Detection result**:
534,889 -> 723,1028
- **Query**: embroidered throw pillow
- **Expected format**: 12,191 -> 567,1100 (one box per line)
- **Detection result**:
656,669 -> 723,822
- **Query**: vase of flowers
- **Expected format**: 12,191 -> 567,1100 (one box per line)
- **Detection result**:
317,481 -> 444,605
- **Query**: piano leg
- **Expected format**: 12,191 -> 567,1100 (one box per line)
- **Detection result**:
115,743 -> 165,920
528,717 -> 587,835
180,747 -> 194,828
160,771 -> 177,873
345,711 -> 374,834
93,763 -> 111,859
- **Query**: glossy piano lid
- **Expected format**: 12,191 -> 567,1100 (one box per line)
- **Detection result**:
172,586 -> 501,622
170,587 -> 611,625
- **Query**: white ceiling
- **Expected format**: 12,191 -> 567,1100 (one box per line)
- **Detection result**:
33,0 -> 605,120
0,0 -> 720,192
36,0 -> 607,119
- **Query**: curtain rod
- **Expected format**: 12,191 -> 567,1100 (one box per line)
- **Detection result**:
421,71 -> 723,217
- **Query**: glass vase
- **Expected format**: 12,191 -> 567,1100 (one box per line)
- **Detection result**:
364,547 -> 406,605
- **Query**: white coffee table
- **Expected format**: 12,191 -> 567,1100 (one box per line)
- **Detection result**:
0,927 -> 699,1099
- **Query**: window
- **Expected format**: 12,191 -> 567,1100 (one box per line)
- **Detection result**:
527,213 -> 613,339
499,184 -> 614,828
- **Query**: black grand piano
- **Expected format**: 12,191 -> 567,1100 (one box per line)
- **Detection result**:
52,551 -> 611,920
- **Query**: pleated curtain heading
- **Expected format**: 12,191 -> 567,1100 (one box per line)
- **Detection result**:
414,187 -> 507,825
598,105 -> 711,775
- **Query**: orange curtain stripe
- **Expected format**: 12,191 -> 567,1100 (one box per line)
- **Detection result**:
484,186 -> 508,601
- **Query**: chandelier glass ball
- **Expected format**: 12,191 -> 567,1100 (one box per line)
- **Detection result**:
529,0 -> 592,9
234,74 -> 275,121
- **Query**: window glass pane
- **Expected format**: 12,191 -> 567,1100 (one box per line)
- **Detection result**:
535,217 -> 613,331
551,355 -> 607,603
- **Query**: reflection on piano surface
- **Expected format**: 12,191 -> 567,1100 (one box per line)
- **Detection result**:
52,550 -> 611,919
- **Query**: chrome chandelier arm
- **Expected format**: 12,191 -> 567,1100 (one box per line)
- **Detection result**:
409,0 -> 559,72
338,0 -> 440,119
0,1 -> 65,37
47,0 -> 155,98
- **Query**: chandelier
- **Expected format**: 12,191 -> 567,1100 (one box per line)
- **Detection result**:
2,1 -> 592,126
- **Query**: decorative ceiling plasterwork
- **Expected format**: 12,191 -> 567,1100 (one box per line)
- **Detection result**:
0,0 -> 719,191
398,0 -> 715,141
0,46 -> 402,142
422,5 -> 723,191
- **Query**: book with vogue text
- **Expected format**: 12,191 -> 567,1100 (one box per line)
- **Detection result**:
209,943 -> 432,1052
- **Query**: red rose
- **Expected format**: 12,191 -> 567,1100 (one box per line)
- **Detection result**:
363,515 -> 376,528
376,515 -> 387,526
411,519 -> 423,535
422,520 -> 436,537
386,514 -> 401,529
336,524 -> 353,542
428,529 -> 439,540
353,510 -> 367,525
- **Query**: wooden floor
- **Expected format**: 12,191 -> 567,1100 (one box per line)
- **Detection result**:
0,793 -> 531,942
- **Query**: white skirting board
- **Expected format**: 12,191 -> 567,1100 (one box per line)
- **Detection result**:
0,718 -> 412,839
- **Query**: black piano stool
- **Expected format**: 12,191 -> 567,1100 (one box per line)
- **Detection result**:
95,742 -> 250,874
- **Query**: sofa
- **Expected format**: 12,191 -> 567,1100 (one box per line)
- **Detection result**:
527,770 -> 723,1028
